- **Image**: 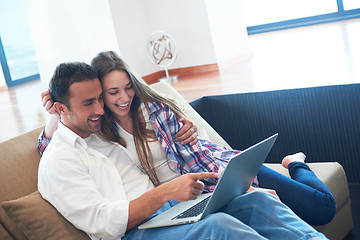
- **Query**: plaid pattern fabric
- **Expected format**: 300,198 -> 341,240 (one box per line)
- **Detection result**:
147,102 -> 250,192
38,127 -> 52,155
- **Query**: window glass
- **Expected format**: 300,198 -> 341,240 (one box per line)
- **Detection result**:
242,0 -> 338,26
343,0 -> 360,10
0,0 -> 39,82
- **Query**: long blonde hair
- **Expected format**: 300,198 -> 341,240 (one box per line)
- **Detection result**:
91,51 -> 187,186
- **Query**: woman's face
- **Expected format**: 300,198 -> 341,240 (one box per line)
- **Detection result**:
101,70 -> 135,121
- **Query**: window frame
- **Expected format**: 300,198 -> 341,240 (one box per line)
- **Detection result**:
247,0 -> 360,34
0,35 -> 39,88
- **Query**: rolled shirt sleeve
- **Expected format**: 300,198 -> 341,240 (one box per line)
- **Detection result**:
37,127 -> 51,155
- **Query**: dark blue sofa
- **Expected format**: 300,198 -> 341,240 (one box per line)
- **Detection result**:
190,83 -> 360,185
151,82 -> 354,239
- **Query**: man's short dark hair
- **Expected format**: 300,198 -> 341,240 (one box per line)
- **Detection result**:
49,62 -> 98,108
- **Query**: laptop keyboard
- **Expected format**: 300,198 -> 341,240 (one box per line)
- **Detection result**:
172,196 -> 211,220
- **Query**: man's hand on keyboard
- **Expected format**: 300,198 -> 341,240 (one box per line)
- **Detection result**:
160,173 -> 218,202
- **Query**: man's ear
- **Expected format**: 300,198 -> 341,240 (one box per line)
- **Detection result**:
54,102 -> 68,115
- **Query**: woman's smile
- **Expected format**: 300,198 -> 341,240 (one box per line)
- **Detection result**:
115,102 -> 130,110
102,70 -> 136,120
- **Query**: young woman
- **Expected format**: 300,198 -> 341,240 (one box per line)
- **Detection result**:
39,51 -> 336,226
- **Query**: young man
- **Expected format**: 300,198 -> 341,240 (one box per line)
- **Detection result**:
38,62 -> 328,240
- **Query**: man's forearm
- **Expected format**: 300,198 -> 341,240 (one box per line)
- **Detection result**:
127,184 -> 169,230
126,172 -> 218,230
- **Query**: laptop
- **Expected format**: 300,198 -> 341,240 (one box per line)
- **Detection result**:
138,133 -> 278,229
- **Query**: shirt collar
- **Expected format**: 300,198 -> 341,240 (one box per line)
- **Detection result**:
147,101 -> 164,115
57,121 -> 89,149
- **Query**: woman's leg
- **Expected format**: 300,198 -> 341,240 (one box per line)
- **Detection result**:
257,163 -> 337,226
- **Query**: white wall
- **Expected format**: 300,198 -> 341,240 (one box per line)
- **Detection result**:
108,0 -> 153,75
206,0 -> 249,63
145,0 -> 218,71
23,0 -> 120,85
23,0 -> 249,83
109,0 -> 219,76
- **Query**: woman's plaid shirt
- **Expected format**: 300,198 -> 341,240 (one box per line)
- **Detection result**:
146,102 -> 253,192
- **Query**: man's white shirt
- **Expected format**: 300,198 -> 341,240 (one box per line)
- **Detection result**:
38,122 -> 155,239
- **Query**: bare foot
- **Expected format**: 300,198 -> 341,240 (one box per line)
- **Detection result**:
281,152 -> 306,169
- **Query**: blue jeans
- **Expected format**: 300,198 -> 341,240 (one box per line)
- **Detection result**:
257,162 -> 337,226
124,191 -> 327,240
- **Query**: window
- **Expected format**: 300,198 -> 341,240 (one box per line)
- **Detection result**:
0,0 -> 39,87
243,0 -> 360,34
344,0 -> 360,10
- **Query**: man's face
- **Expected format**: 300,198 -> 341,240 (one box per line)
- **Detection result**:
59,79 -> 104,138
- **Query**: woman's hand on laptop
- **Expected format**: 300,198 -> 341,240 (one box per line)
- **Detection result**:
246,186 -> 281,201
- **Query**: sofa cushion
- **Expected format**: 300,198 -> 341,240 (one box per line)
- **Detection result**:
0,127 -> 43,240
1,191 -> 90,240
0,223 -> 13,240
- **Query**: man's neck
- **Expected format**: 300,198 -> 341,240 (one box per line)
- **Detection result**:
60,120 -> 90,139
